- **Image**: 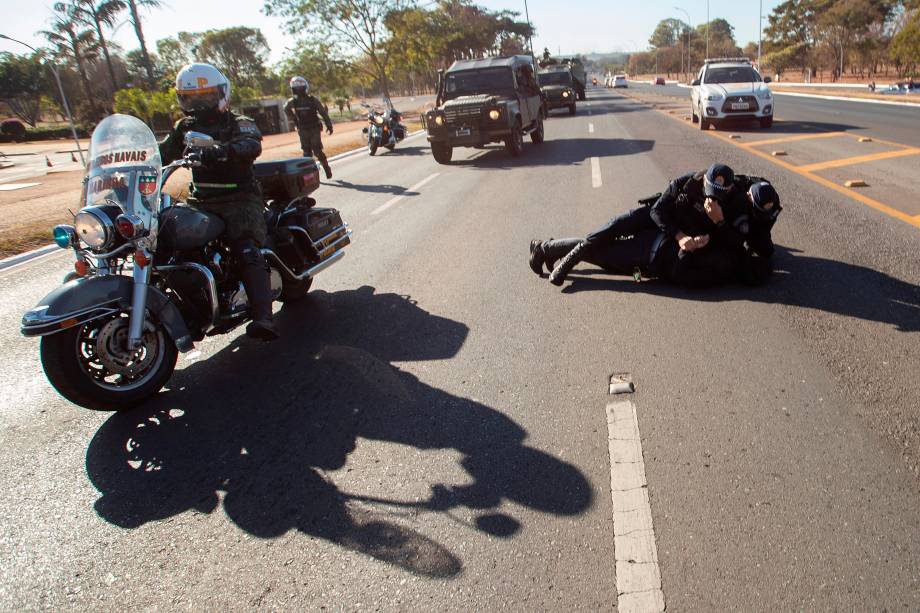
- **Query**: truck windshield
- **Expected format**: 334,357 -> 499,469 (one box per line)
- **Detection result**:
537,72 -> 572,86
704,66 -> 762,84
445,68 -> 513,97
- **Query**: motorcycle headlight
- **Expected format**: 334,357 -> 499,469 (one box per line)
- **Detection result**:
74,208 -> 113,250
489,109 -> 500,120
374,115 -> 385,125
434,115 -> 445,126
562,90 -> 570,98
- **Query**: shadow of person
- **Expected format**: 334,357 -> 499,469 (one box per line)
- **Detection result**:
323,179 -> 420,197
452,137 -> 655,170
559,245 -> 920,332
86,286 -> 593,577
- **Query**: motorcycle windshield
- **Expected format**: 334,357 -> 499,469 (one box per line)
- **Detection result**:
85,114 -> 162,241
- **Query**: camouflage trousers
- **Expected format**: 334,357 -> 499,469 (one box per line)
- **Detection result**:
297,127 -> 327,160
188,187 -> 267,246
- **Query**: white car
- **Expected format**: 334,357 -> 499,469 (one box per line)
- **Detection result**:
612,74 -> 627,88
690,58 -> 773,129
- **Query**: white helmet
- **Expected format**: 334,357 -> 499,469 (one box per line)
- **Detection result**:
290,76 -> 309,95
175,63 -> 231,115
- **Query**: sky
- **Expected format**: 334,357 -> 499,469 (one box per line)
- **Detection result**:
0,0 -> 783,65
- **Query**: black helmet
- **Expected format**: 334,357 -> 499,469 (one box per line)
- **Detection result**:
703,163 -> 734,200
748,181 -> 782,221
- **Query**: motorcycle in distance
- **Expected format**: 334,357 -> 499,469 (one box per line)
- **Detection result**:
21,114 -> 352,411
361,102 -> 407,155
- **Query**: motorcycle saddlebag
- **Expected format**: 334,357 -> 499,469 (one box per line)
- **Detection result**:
253,157 -> 320,202
281,206 -> 349,258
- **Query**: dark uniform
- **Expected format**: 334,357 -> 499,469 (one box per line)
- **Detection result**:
159,112 -> 266,244
533,171 -> 776,288
284,94 -> 333,174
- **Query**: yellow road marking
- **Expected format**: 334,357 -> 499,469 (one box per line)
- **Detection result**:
742,131 -> 846,147
618,89 -> 920,230
797,148 -> 920,173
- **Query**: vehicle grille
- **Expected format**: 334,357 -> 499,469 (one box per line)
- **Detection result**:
444,105 -> 481,125
721,95 -> 759,113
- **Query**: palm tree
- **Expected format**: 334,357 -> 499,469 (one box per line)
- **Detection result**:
41,4 -> 101,117
125,0 -> 163,88
66,0 -> 125,92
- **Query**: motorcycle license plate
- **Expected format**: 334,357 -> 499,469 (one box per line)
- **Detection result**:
455,127 -> 471,137
731,102 -> 750,110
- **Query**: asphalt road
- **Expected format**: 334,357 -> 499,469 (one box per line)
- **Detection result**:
1,88 -> 919,610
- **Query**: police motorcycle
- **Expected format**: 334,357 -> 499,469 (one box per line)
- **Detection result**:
361,102 -> 407,155
21,114 -> 351,411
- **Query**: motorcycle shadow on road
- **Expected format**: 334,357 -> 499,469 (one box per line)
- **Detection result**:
452,137 -> 655,170
559,246 -> 920,332
85,285 -> 593,578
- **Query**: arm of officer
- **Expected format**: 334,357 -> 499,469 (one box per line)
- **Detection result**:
650,173 -> 700,249
228,117 -> 263,161
318,99 -> 333,133
158,118 -> 187,165
284,99 -> 298,128
747,222 -> 775,257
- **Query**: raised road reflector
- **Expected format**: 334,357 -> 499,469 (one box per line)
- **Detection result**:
729,134 -> 741,139
609,373 -> 635,395
859,137 -> 873,143
772,151 -> 787,156
845,180 -> 869,188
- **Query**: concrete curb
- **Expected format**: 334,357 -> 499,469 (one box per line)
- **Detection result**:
0,129 -> 431,271
772,90 -> 920,107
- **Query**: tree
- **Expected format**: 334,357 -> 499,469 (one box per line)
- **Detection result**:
67,0 -> 123,92
124,0 -> 164,88
890,11 -> 920,75
197,27 -> 270,89
649,18 -> 685,49
264,0 -> 413,101
41,3 -> 101,119
0,53 -> 52,126
113,86 -> 177,128
156,32 -> 202,79
277,42 -> 353,98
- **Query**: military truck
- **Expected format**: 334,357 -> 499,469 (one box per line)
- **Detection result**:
539,57 -> 587,100
424,55 -> 545,164
537,66 -> 578,115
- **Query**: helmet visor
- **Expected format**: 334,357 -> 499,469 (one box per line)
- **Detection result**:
177,84 -> 226,113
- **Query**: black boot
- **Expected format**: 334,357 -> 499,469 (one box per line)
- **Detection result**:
234,240 -> 279,341
318,153 -> 332,179
541,238 -> 581,274
528,240 -> 545,275
549,240 -> 587,286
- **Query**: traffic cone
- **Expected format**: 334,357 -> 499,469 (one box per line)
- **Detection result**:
46,156 -> 53,167
70,152 -> 77,162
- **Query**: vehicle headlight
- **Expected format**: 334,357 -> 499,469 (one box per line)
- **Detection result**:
489,109 -> 500,120
74,209 -> 112,250
434,115 -> 445,126
760,90 -> 772,100
707,94 -> 723,101
562,90 -> 570,98
374,115 -> 385,125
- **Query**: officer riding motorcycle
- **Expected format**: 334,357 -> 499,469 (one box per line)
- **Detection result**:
284,76 -> 334,179
159,63 -> 279,340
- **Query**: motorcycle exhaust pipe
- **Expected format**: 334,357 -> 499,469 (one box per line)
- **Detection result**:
261,247 -> 346,282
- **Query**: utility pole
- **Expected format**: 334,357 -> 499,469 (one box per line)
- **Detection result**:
706,0 -> 710,60
0,34 -> 85,166
523,0 -> 535,65
758,0 -> 763,67
675,7 -> 692,83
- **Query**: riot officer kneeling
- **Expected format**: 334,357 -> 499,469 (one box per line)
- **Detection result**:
159,63 -> 279,340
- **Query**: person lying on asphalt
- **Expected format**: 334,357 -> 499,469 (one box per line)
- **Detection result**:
528,164 -> 782,289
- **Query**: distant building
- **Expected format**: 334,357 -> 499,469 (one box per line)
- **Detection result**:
240,98 -> 292,135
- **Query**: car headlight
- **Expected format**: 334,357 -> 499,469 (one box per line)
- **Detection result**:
707,94 -> 723,101
488,109 -> 500,120
434,115 -> 444,126
374,115 -> 384,125
74,208 -> 112,250
562,90 -> 570,98
760,90 -> 772,100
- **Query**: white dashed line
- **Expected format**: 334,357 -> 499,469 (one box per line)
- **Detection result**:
607,400 -> 665,613
589,123 -> 595,134
370,172 -> 440,216
591,157 -> 602,188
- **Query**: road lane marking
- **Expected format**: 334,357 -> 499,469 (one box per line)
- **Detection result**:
591,157 -> 602,188
742,131 -> 846,147
589,123 -> 595,134
607,400 -> 665,613
796,148 -> 920,172
0,182 -> 41,191
370,172 -> 440,216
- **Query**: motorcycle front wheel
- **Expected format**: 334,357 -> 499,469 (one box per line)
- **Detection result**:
40,313 -> 178,411
368,138 -> 378,156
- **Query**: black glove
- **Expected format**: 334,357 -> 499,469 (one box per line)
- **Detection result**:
326,126 -> 333,135
199,145 -> 228,165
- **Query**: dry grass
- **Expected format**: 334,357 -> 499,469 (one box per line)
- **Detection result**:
0,220 -> 67,259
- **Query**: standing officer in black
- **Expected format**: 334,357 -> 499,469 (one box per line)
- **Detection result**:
159,62 -> 278,340
285,76 -> 334,179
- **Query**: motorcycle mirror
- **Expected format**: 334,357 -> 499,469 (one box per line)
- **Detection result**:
184,131 -> 216,148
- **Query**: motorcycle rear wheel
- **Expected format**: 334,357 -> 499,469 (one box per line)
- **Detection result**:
279,276 -> 313,302
40,314 -> 178,411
